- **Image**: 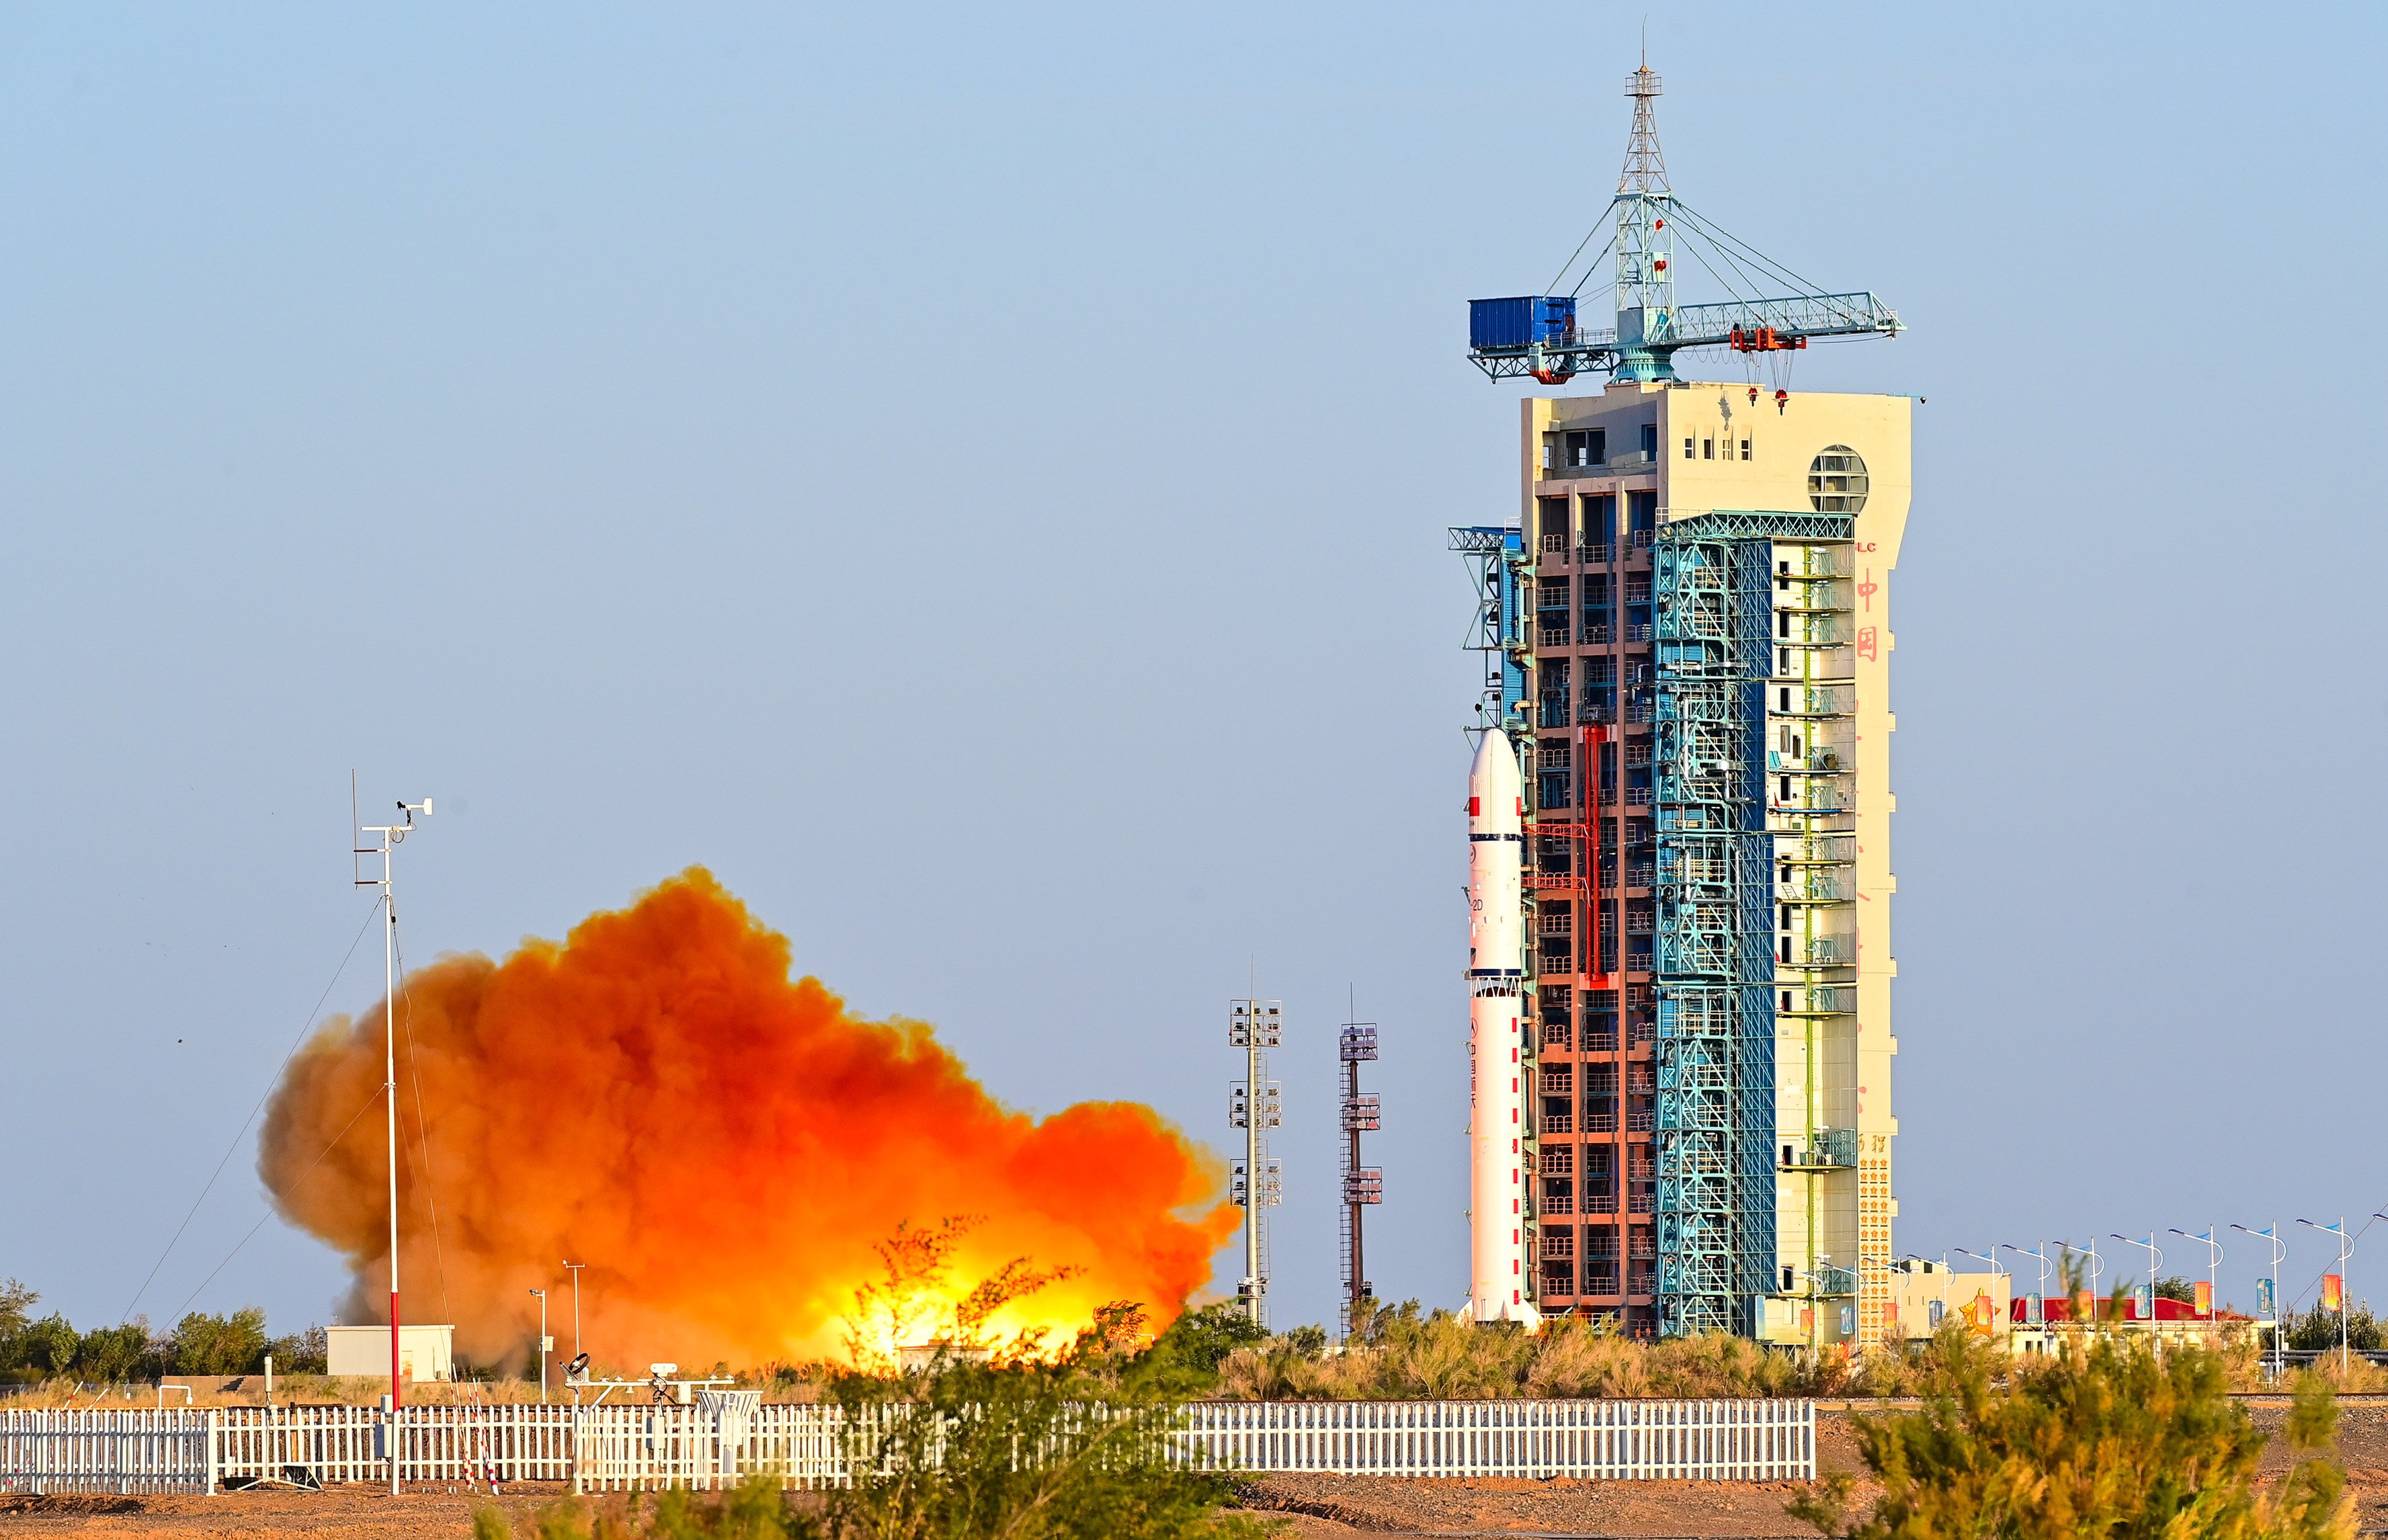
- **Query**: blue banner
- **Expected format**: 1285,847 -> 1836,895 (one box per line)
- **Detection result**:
2257,1277 -> 2276,1320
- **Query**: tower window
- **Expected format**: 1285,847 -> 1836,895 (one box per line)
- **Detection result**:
1808,445 -> 1871,513
1682,436 -> 1695,460
1739,438 -> 1752,460
1639,423 -> 1658,456
1701,437 -> 1714,460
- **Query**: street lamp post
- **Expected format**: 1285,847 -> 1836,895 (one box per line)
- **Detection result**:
529,1290 -> 548,1404
2112,1234 -> 2162,1331
2231,1224 -> 2288,1379
2168,1228 -> 2223,1325
2004,1243 -> 2051,1328
2078,1238 -> 2105,1322
2296,1219 -> 2352,1375
1954,1246 -> 2007,1280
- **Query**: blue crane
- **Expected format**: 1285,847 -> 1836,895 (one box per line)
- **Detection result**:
1469,65 -> 1901,388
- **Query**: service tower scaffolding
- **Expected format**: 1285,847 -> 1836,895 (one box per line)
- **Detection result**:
1458,62 -> 1907,1348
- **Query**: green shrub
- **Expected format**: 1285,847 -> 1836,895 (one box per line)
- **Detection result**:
265,1325 -> 329,1374
474,1476 -> 815,1539
1153,1304 -> 1268,1375
74,1324 -> 150,1383
2284,1305 -> 2383,1353
0,1279 -> 38,1371
823,1307 -> 1273,1539
169,1308 -> 268,1375
19,1314 -> 80,1377
1790,1336 -> 2351,1539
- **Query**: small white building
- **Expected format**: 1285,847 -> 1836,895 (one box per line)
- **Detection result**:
325,1324 -> 456,1382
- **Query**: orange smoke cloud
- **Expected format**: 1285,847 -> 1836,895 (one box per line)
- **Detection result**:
259,868 -> 1237,1370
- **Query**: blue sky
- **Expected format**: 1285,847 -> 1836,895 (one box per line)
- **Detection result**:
2,1 -> 2383,1342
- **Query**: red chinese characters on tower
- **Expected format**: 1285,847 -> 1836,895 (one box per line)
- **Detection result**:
1856,626 -> 1878,662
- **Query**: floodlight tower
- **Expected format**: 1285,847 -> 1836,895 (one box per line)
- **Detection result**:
1228,998 -> 1283,1326
1338,1012 -> 1383,1339
354,785 -> 431,1492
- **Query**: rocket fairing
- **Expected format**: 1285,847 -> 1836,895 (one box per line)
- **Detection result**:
1467,731 -> 1539,1328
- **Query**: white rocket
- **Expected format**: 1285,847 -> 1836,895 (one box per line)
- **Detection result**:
1467,730 -> 1540,1328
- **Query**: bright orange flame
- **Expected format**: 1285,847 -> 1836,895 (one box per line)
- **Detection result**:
259,869 -> 1237,1371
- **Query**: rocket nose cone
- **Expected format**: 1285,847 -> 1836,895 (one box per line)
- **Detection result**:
1469,730 -> 1500,779
1469,732 -> 1522,828
1469,731 -> 1517,787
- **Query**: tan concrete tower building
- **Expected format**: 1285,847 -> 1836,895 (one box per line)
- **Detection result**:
1504,382 -> 1906,1346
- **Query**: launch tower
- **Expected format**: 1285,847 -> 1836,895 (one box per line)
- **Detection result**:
1458,65 -> 1906,1348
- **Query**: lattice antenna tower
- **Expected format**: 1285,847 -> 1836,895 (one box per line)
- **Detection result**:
1614,65 -> 1675,343
1228,998 -> 1284,1327
1337,1009 -> 1383,1340
1617,62 -> 1670,195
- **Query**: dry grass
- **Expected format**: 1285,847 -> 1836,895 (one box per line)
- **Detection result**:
1214,1304 -> 1839,1401
2280,1354 -> 2388,1395
4,1375 -> 598,1408
1209,1302 -> 2317,1402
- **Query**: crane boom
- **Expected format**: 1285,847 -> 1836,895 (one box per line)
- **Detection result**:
1468,291 -> 1902,384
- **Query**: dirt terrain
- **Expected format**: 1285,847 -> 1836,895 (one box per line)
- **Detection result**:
6,1403 -> 2387,1537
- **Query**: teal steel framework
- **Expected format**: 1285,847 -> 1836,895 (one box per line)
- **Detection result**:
1450,525 -> 1531,734
1650,510 -> 1854,1336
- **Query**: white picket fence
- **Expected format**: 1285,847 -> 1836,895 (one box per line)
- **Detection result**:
1180,1398 -> 1813,1482
1,1397 -> 1812,1495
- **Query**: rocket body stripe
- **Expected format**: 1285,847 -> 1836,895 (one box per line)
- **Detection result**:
1466,732 -> 1539,1327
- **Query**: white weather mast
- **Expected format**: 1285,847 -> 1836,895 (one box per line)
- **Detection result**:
352,777 -> 431,1491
